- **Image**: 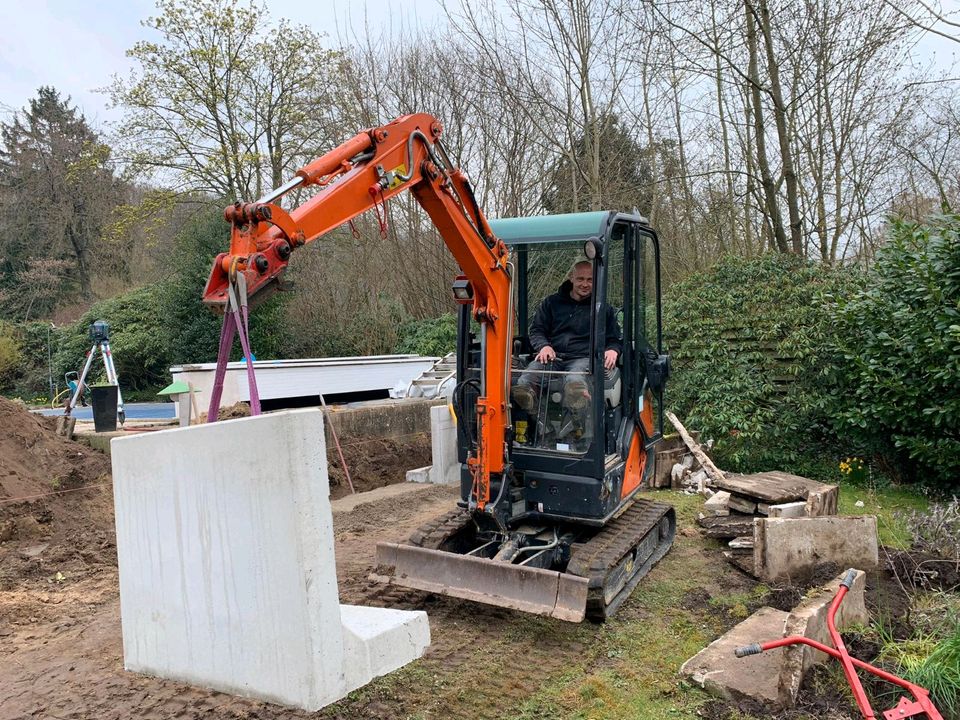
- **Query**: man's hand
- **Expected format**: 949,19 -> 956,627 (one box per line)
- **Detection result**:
604,349 -> 618,370
536,345 -> 556,363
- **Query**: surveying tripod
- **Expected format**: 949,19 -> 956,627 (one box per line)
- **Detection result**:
63,320 -> 126,426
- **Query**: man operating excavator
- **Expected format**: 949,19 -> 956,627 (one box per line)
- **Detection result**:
512,259 -> 622,417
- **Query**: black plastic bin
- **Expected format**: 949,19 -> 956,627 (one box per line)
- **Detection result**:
91,384 -> 118,433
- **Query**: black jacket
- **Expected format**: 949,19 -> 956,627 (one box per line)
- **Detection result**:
529,280 -> 622,359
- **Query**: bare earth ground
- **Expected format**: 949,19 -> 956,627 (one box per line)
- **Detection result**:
0,397 -> 914,720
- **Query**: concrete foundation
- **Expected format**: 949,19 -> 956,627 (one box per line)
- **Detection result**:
110,409 -> 430,711
753,516 -> 878,582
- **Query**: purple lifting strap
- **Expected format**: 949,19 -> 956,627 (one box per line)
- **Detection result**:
206,282 -> 262,423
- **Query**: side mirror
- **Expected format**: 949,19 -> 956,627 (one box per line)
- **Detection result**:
645,351 -> 671,395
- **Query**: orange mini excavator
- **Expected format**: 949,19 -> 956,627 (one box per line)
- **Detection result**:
203,113 -> 675,622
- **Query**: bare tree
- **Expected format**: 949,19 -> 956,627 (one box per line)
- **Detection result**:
107,0 -> 345,201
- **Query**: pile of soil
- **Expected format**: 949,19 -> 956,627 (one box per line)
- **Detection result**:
327,433 -> 432,500
0,397 -> 117,633
0,397 -> 112,540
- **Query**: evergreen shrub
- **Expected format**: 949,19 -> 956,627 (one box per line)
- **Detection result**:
662,254 -> 863,477
834,216 -> 960,489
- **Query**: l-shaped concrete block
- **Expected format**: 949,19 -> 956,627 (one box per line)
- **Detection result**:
110,408 -> 429,711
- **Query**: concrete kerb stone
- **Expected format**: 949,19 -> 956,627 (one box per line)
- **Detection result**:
110,408 -> 430,711
753,516 -> 879,583
777,570 -> 868,706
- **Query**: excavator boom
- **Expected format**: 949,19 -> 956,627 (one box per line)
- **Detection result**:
204,114 -> 512,510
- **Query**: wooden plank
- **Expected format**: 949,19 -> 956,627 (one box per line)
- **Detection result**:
665,412 -> 725,487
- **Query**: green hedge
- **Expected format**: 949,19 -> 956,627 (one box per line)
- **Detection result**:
662,254 -> 864,478
834,216 -> 960,488
395,313 -> 457,357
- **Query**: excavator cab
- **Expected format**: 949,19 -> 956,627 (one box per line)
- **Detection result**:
455,211 -> 670,523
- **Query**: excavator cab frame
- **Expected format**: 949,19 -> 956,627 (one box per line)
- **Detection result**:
454,211 -> 669,525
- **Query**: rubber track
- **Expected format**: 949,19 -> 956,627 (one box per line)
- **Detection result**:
407,507 -> 473,549
565,498 -> 675,621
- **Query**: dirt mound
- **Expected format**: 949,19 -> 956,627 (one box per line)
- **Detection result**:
327,433 -> 432,500
0,397 -> 112,533
0,396 -> 116,632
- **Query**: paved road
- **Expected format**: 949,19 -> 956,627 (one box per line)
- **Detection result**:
36,402 -> 175,420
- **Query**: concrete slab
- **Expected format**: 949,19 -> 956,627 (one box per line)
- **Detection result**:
703,491 -> 731,516
727,495 -> 757,514
111,409 -> 430,711
715,472 -> 838,516
754,516 -> 878,583
680,606 -> 789,704
681,572 -> 869,709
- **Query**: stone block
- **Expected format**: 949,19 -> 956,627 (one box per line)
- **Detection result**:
768,501 -> 808,519
680,606 -> 789,705
111,409 -> 430,711
704,491 -> 731,516
777,570 -> 868,706
753,516 -> 878,583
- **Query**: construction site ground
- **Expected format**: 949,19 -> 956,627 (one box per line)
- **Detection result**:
0,398 -> 945,720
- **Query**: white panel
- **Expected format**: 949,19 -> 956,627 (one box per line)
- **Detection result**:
111,408 -> 431,711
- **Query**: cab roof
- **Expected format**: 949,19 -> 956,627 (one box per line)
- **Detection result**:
488,211 -> 612,246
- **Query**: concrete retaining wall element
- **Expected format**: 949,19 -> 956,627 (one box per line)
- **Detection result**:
406,404 -> 459,485
110,408 -> 430,711
753,516 -> 878,582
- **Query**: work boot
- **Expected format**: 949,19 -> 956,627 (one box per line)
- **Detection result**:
563,380 -> 590,410
511,384 -> 536,412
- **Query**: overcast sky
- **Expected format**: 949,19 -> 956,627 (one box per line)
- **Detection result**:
1,0 -> 959,131
0,0 -> 447,127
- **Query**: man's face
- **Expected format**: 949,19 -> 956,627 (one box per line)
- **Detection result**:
570,264 -> 593,301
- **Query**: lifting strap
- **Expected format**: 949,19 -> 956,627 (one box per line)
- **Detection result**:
206,273 -> 261,422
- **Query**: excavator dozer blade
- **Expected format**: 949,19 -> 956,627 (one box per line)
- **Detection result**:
373,542 -> 590,622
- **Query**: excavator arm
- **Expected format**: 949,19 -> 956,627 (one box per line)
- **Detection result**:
203,113 -> 513,511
